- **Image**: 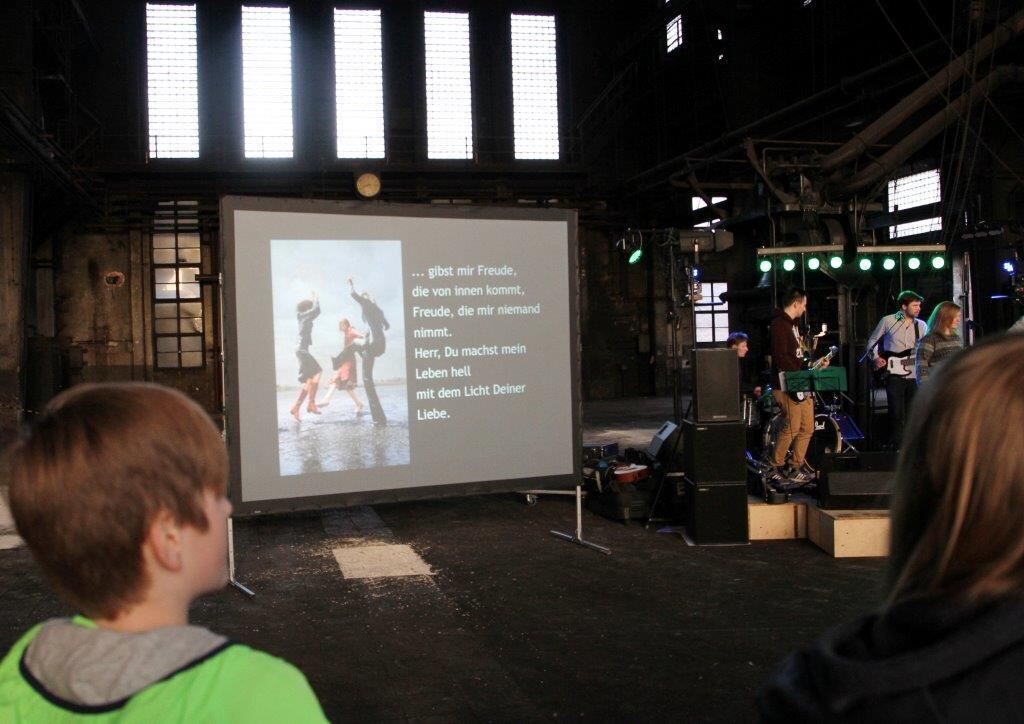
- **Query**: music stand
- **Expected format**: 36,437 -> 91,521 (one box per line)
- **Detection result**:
780,367 -> 847,394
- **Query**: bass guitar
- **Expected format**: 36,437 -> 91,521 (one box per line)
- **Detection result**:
874,348 -> 915,383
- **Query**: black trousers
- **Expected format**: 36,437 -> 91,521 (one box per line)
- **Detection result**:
885,374 -> 918,445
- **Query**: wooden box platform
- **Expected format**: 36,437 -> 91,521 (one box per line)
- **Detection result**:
807,506 -> 890,558
747,497 -> 808,540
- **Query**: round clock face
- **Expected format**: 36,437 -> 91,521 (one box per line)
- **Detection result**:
356,173 -> 381,198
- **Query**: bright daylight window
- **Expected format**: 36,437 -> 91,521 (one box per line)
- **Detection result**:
666,15 -> 683,53
695,282 -> 730,343
424,11 -> 473,159
511,14 -> 559,160
335,9 -> 385,159
889,169 -> 942,238
152,201 -> 204,369
692,196 -> 727,228
146,4 -> 199,159
242,6 -> 294,158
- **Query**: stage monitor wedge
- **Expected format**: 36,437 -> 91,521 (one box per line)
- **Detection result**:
220,197 -> 580,515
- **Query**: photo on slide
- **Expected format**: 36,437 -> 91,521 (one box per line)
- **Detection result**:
271,239 -> 409,477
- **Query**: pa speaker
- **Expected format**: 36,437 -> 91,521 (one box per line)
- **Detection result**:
682,419 -> 746,482
691,348 -> 740,422
683,478 -> 748,545
647,421 -> 682,466
818,452 -> 896,509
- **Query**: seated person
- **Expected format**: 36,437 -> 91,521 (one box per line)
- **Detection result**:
757,333 -> 1024,721
726,331 -> 762,398
0,382 -> 326,722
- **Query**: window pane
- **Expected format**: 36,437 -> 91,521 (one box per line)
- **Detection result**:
180,318 -> 202,333
153,233 -> 176,249
154,303 -> 177,318
178,267 -> 199,284
242,6 -> 294,158
153,249 -> 176,264
424,12 -> 473,159
511,14 -> 559,160
177,232 -> 200,248
666,15 -> 683,53
180,336 -> 202,352
156,283 -> 177,299
155,319 -> 179,334
695,327 -> 713,343
180,302 -> 202,318
177,248 -> 201,264
146,4 -> 199,158
888,169 -> 940,212
179,283 -> 200,299
157,352 -> 179,368
335,9 -> 385,159
181,352 -> 203,367
891,217 -> 942,239
714,312 -> 729,329
155,268 -> 176,285
695,314 -> 712,328
156,337 -> 179,352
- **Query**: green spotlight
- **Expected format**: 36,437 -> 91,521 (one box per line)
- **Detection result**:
782,258 -> 796,272
758,258 -> 772,273
931,256 -> 945,269
908,256 -> 921,270
858,257 -> 872,271
628,248 -> 643,265
882,257 -> 896,271
829,255 -> 843,269
807,257 -> 820,271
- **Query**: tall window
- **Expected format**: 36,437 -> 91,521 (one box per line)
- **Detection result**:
889,169 -> 941,238
692,195 -> 727,228
145,4 -> 199,158
424,11 -> 473,159
666,15 -> 683,53
335,9 -> 385,159
694,282 -> 729,343
511,14 -> 559,160
242,6 -> 294,158
152,201 -> 204,369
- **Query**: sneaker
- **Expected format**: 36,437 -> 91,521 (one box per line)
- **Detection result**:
783,465 -> 813,484
797,462 -> 818,479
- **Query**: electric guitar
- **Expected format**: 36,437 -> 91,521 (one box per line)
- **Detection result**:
785,345 -> 839,401
874,348 -> 915,382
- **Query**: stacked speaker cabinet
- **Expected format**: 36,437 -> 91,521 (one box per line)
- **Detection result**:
683,350 -> 747,544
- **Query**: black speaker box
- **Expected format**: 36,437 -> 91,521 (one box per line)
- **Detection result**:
818,451 -> 897,509
683,478 -> 748,545
682,419 -> 746,482
691,348 -> 740,422
647,421 -> 683,469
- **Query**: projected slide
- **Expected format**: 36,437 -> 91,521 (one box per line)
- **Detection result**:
222,197 -> 579,513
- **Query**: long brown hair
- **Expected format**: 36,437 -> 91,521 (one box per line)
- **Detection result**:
926,301 -> 961,336
886,334 -> 1024,604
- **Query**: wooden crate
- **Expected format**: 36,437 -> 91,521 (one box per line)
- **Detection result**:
808,506 -> 890,558
747,497 -> 808,540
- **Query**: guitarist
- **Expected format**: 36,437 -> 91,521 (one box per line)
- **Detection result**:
865,290 -> 927,449
768,288 -> 829,483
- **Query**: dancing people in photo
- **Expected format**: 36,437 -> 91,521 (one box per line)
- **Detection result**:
290,292 -> 323,421
349,277 -> 389,425
317,318 -> 365,414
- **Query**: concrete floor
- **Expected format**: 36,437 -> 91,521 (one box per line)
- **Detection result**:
0,396 -> 886,722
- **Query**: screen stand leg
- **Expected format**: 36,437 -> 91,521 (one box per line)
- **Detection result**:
550,485 -> 611,555
227,517 -> 256,597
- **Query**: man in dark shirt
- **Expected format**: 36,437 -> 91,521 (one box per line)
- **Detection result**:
768,288 -> 826,483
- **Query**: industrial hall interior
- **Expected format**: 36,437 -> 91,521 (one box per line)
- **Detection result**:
3,0 -> 1024,721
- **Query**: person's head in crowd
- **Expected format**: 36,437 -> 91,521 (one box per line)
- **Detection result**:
296,298 -> 314,314
781,288 -> 807,318
339,317 -> 351,332
726,332 -> 750,358
8,382 -> 231,622
887,333 -> 1024,604
925,302 -> 961,337
897,290 -> 924,319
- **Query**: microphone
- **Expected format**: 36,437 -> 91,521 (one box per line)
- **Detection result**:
895,311 -> 904,321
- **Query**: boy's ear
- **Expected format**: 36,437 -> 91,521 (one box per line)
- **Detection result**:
145,509 -> 185,573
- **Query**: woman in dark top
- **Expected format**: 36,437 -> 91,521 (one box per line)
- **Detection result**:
758,334 -> 1024,722
916,301 -> 962,383
289,292 -> 323,421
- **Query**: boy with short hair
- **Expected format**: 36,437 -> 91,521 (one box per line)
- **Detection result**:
0,382 -> 326,721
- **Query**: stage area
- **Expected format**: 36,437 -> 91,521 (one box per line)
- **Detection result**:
0,396 -> 886,722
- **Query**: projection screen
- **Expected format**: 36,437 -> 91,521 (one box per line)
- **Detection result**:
221,196 -> 580,515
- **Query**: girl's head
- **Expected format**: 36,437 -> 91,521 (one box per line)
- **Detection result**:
339,318 -> 350,331
926,301 -> 961,336
297,299 -> 313,313
886,334 -> 1024,605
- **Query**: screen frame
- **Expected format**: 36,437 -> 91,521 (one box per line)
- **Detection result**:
220,195 -> 581,516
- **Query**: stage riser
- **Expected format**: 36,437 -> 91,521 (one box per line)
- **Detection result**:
746,498 -> 890,558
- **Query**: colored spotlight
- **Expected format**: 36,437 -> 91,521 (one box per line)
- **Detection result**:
907,256 -> 921,270
807,257 -> 820,271
829,255 -> 843,269
882,257 -> 896,271
782,258 -> 796,272
628,248 -> 643,265
1002,260 -> 1016,275
858,257 -> 872,271
758,258 -> 772,273
931,256 -> 945,269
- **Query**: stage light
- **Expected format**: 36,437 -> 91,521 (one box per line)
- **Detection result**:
907,256 -> 921,270
1003,260 -> 1017,275
782,258 -> 796,272
858,257 -> 872,271
931,256 -> 945,269
807,257 -> 820,271
829,255 -> 843,269
882,257 -> 897,271
628,248 -> 643,265
758,258 -> 772,273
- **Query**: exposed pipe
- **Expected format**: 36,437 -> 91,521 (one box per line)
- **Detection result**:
743,138 -> 797,205
820,6 -> 1024,173
837,65 -> 1024,194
